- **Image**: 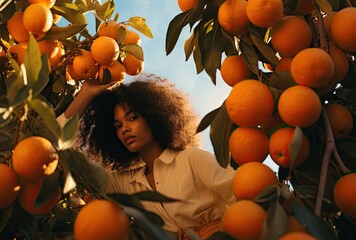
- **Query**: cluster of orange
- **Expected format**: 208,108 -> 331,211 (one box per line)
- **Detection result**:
67,20 -> 144,83
0,136 -> 60,214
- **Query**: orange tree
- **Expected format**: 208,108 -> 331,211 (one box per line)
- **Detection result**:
0,0 -> 179,239
167,0 -> 356,239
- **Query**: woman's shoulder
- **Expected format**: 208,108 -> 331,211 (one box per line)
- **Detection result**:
177,145 -> 216,161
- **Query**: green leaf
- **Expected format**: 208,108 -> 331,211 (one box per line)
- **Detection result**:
115,25 -> 127,44
59,149 -> 108,194
28,98 -> 61,139
184,28 -> 196,61
268,71 -> 296,90
95,0 -> 115,21
126,16 -> 153,38
210,101 -> 234,168
336,137 -> 356,172
196,106 -> 220,133
51,4 -> 87,25
24,34 -> 42,88
166,11 -> 193,55
262,198 -> 288,240
62,114 -> 79,142
35,171 -> 61,208
108,193 -> 144,210
249,24 -> 279,66
32,54 -> 50,98
0,205 -> 13,233
121,43 -> 144,61
240,36 -> 260,76
44,24 -> 88,39
289,126 -> 304,171
101,67 -> 112,84
193,33 -> 204,74
316,0 -> 333,14
293,200 -> 338,240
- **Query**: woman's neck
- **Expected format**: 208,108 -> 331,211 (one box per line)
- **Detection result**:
140,141 -> 165,173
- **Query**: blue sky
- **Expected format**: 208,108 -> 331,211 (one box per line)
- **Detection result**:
83,0 -> 277,169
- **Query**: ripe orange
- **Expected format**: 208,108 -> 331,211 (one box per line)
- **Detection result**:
233,161 -> 278,200
330,7 -> 356,52
28,0 -> 56,8
7,11 -> 30,43
291,48 -> 334,88
97,20 -> 127,41
228,127 -> 269,165
217,0 -> 249,37
246,0 -> 283,28
271,16 -> 312,57
67,63 -> 83,81
275,57 -> 293,72
222,199 -> 267,240
328,43 -> 349,84
279,231 -> 317,240
278,85 -> 322,127
178,0 -> 198,12
12,136 -> 58,182
0,164 -> 20,208
260,112 -> 286,135
269,127 -> 310,168
17,179 -> 61,214
98,60 -> 126,83
220,55 -> 252,87
91,36 -> 120,66
226,80 -> 275,127
72,49 -> 99,79
23,3 -> 53,34
37,39 -> 65,67
326,103 -> 353,139
333,173 -> 356,219
123,30 -> 142,46
74,199 -> 130,240
8,43 -> 28,65
122,54 -> 144,76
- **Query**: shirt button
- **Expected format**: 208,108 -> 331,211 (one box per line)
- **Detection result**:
156,182 -> 159,185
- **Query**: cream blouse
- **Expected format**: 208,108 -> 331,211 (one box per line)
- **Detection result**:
106,146 -> 236,235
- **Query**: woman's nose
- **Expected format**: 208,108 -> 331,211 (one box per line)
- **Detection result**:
121,125 -> 131,134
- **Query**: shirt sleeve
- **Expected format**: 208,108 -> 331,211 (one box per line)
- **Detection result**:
187,146 -> 236,205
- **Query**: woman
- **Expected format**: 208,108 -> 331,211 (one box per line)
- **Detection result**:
58,74 -> 236,239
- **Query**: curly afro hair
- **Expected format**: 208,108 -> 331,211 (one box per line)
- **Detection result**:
77,74 -> 200,169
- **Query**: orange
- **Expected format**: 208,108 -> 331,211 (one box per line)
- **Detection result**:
98,60 -> 126,83
91,36 -> 120,66
293,0 -> 314,15
269,127 -> 310,168
12,136 -> 58,182
220,55 -> 252,87
123,30 -> 142,46
74,199 -> 130,240
38,39 -> 65,67
286,216 -> 307,233
278,85 -> 322,127
23,3 -> 53,34
97,20 -> 127,41
226,80 -> 275,127
222,199 -> 267,240
330,7 -> 356,52
291,48 -> 334,88
217,0 -> 249,36
28,0 -> 56,8
228,127 -> 269,165
271,16 -> 312,57
178,0 -> 198,12
8,43 -> 28,65
122,54 -> 144,76
233,161 -> 278,200
260,112 -> 286,135
246,0 -> 283,28
275,57 -> 293,72
279,231 -> 317,240
263,62 -> 274,72
7,11 -> 30,43
17,179 -> 61,214
72,49 -> 98,79
326,103 -> 353,139
333,173 -> 356,219
0,164 -> 20,208
67,63 -> 83,81
328,43 -> 349,84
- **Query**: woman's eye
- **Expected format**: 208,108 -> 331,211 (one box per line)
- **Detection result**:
114,125 -> 122,130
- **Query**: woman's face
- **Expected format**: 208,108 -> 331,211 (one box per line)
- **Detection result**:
113,104 -> 155,153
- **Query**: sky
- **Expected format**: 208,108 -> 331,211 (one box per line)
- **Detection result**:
83,0 -> 277,169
